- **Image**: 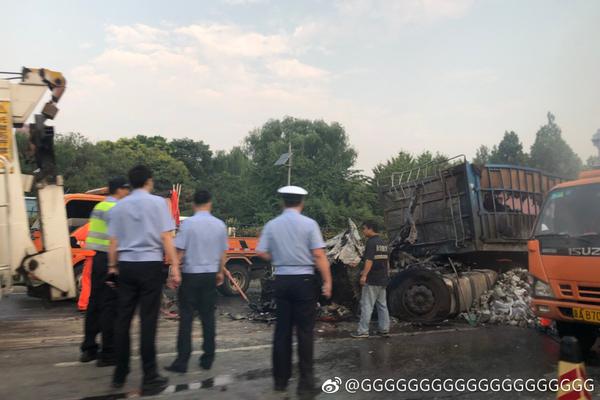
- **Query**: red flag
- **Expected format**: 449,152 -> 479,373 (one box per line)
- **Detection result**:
171,189 -> 180,226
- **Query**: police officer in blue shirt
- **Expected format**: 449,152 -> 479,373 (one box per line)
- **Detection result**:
257,186 -> 332,395
164,189 -> 228,374
107,165 -> 181,394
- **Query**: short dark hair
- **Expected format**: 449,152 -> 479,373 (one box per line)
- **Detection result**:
128,165 -> 153,189
282,194 -> 303,208
108,176 -> 129,195
194,189 -> 212,205
362,220 -> 379,232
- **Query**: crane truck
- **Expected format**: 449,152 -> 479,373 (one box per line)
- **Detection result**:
0,67 -> 76,301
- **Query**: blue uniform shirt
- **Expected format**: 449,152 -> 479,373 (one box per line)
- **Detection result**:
174,211 -> 228,273
257,209 -> 325,275
108,189 -> 175,262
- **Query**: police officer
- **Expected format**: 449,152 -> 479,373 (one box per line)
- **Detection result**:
107,165 -> 181,394
80,177 -> 130,366
164,189 -> 228,374
257,186 -> 332,395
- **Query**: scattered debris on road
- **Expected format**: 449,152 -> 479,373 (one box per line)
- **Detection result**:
464,268 -> 535,327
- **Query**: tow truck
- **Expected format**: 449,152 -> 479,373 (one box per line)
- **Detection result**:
529,166 -> 600,354
0,67 -> 76,301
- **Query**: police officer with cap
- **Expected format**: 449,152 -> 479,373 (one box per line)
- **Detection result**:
257,185 -> 332,395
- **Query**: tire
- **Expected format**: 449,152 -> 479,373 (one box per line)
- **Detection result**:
556,321 -> 598,356
387,269 -> 452,323
219,264 -> 250,297
73,262 -> 84,302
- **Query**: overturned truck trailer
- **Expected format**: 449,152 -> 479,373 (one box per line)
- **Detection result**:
378,155 -> 563,322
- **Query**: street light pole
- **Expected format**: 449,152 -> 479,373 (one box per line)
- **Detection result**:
287,140 -> 292,186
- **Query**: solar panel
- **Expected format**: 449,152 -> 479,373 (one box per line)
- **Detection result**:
274,152 -> 291,166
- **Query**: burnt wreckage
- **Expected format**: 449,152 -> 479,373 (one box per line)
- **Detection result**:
378,155 -> 563,322
256,156 -> 562,324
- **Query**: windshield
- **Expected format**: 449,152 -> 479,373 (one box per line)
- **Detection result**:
535,183 -> 600,237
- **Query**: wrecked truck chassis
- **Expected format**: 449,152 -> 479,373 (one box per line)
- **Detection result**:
387,267 -> 497,322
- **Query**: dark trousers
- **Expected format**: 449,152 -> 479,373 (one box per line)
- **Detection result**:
81,252 -> 117,359
172,273 -> 217,368
272,274 -> 318,385
114,261 -> 164,382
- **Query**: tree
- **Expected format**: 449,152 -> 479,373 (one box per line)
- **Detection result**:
489,131 -> 528,165
473,145 -> 490,165
167,138 -> 213,181
529,112 -> 582,177
244,117 -> 372,227
373,150 -> 448,185
208,147 -> 258,224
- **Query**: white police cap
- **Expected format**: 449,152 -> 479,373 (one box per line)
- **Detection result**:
277,185 -> 308,196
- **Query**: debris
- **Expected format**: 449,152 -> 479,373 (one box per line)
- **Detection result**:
224,312 -> 247,321
466,268 -> 535,327
325,219 -> 364,266
317,303 -> 353,322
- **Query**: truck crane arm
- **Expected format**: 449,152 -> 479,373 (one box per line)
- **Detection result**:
0,67 -> 75,301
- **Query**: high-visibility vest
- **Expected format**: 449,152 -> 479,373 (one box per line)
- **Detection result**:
85,200 -> 117,252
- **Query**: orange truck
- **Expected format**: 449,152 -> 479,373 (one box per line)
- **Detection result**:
529,168 -> 600,354
31,193 -> 268,309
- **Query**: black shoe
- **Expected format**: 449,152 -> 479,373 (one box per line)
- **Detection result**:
274,381 -> 288,392
80,351 -> 97,363
111,380 -> 125,389
297,381 -> 319,397
164,364 -> 187,374
199,354 -> 214,370
142,375 -> 169,396
97,358 -> 116,367
297,376 -> 318,396
112,369 -> 128,389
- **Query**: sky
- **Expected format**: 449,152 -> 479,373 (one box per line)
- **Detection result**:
2,0 -> 598,173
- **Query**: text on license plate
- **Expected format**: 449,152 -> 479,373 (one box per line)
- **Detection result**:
572,307 -> 600,323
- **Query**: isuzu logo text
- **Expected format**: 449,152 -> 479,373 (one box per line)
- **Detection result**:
569,247 -> 600,256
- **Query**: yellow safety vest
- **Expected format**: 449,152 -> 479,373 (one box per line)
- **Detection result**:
86,200 -> 117,252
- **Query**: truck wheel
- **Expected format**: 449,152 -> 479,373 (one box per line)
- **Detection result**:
556,321 -> 598,356
219,264 -> 250,297
387,269 -> 451,322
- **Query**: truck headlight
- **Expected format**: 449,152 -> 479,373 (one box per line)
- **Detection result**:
533,279 -> 554,298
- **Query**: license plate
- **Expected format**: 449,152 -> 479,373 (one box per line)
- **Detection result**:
572,307 -> 600,323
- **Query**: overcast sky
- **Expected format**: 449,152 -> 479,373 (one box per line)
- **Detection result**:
3,0 -> 598,173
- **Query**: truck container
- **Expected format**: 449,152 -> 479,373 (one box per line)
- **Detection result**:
377,155 -> 564,321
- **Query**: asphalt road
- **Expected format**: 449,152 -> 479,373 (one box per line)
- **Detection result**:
0,286 -> 597,400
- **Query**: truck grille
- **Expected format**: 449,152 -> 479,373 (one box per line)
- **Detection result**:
578,286 -> 600,300
559,284 -> 573,297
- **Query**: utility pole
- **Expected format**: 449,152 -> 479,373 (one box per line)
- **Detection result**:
287,140 -> 292,186
274,139 -> 293,186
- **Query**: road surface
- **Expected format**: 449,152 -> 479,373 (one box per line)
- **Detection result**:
0,286 -> 596,399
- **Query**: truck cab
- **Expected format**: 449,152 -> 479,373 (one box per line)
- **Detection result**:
529,169 -> 600,354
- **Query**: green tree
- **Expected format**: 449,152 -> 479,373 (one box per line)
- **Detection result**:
489,131 -> 528,165
529,112 -> 582,177
167,138 -> 213,181
473,145 -> 490,165
373,150 -> 447,185
208,147 -> 258,224
244,117 -> 372,227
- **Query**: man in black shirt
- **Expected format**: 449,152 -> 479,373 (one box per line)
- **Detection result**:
351,220 -> 390,338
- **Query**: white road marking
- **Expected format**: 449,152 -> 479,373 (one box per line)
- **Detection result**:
53,327 -> 473,368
